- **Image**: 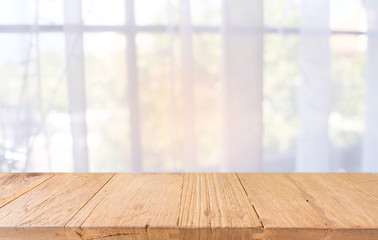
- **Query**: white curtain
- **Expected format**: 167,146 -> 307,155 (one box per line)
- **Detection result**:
0,0 -> 375,172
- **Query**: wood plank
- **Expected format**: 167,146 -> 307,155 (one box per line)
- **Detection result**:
334,173 -> 378,200
239,173 -> 378,239
66,173 -> 183,240
0,173 -> 113,240
0,173 -> 54,209
179,173 -> 262,239
238,173 -> 327,228
287,173 -> 378,239
238,173 -> 328,240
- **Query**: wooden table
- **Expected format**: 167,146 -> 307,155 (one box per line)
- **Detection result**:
0,173 -> 377,240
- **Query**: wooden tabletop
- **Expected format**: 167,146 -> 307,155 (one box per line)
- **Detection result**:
0,173 -> 376,240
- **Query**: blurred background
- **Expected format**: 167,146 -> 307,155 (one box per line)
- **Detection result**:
0,0 -> 377,172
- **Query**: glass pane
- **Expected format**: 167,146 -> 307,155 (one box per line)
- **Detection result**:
82,0 -> 125,25
193,33 -> 222,170
264,0 -> 300,29
135,0 -> 167,25
84,32 -> 129,172
191,0 -> 221,26
330,35 -> 365,171
0,34 -> 31,171
39,0 -> 64,25
137,33 -> 222,171
0,34 -> 29,105
263,34 -> 300,171
330,0 -> 366,32
137,33 -> 179,171
39,33 -> 71,172
0,1 -> 36,24
0,33 -> 68,172
0,0 -> 63,25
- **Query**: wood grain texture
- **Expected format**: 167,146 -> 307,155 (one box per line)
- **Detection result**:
286,173 -> 378,239
179,173 -> 262,239
238,173 -> 328,240
0,173 -> 377,240
334,173 -> 378,200
0,173 -> 54,208
67,173 -> 183,240
0,173 -> 113,240
238,173 -> 378,240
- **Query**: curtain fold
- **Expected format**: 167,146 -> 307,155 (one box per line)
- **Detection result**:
297,0 -> 330,172
221,0 -> 263,171
363,0 -> 378,172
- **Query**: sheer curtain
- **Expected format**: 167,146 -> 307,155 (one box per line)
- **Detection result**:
0,0 -> 375,172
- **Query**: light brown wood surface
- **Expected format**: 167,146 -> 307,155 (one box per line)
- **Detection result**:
0,173 -> 376,240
